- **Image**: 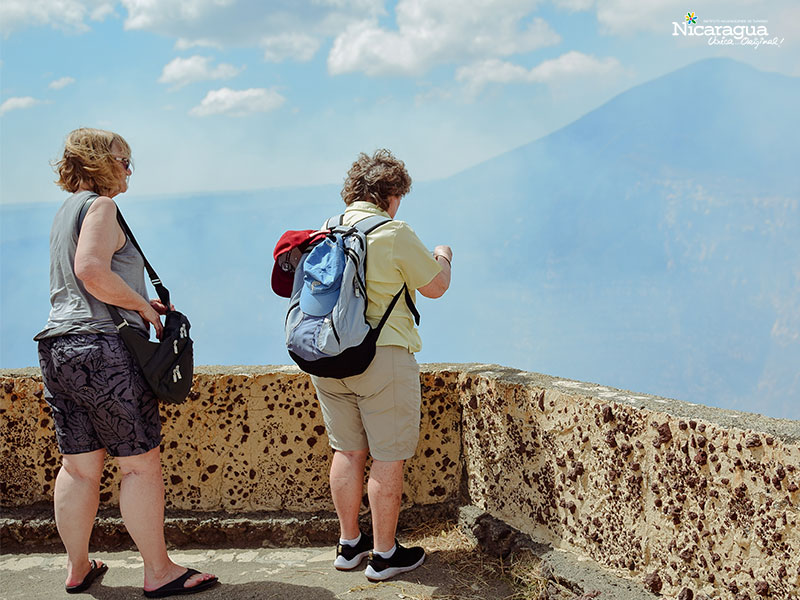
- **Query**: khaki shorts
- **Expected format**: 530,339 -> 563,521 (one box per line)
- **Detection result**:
311,345 -> 421,462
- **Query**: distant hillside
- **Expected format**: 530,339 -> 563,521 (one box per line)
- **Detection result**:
2,59 -> 798,418
413,58 -> 800,418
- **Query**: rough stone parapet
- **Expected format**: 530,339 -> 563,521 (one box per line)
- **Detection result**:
2,364 -> 798,599
1,365 -> 462,512
454,365 -> 800,599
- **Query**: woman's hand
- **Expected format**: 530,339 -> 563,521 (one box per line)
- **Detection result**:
138,303 -> 164,339
149,299 -> 175,315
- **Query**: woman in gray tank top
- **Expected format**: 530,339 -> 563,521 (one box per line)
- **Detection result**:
36,128 -> 218,597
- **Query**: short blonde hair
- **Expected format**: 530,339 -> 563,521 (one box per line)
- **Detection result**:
341,149 -> 412,211
54,128 -> 131,196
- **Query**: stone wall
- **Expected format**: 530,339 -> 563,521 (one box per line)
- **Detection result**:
458,367 -> 800,599
0,366 -> 462,513
2,364 -> 798,598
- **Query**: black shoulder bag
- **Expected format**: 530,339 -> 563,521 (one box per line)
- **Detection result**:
104,209 -> 194,404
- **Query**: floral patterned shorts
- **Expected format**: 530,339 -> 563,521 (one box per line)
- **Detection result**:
37,334 -> 161,457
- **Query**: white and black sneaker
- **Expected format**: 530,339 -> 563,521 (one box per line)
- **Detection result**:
334,532 -> 373,570
364,541 -> 426,582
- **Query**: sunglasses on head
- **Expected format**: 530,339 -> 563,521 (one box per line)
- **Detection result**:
114,157 -> 132,171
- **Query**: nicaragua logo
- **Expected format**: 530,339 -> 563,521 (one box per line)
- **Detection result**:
672,12 -> 783,49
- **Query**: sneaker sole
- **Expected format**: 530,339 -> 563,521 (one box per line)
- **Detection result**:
334,550 -> 371,571
364,553 -> 426,582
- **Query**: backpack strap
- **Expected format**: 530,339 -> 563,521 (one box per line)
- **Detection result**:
325,213 -> 391,236
326,212 -> 420,326
375,284 -> 420,330
351,216 -> 419,325
401,285 -> 421,326
323,214 -> 345,230
352,214 -> 391,235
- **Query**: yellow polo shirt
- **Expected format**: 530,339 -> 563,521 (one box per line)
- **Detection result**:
340,201 -> 441,352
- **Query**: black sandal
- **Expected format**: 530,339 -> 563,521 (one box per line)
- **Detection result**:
66,559 -> 108,594
143,568 -> 219,598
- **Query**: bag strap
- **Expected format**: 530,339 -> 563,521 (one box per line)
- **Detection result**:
112,210 -> 171,308
76,192 -> 99,232
77,195 -> 171,329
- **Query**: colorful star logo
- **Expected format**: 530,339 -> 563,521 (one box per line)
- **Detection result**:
685,12 -> 697,24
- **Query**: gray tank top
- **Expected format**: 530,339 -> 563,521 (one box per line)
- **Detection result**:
34,191 -> 149,340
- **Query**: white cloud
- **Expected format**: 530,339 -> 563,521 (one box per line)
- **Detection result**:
0,96 -> 42,116
529,50 -> 621,80
90,3 -> 116,21
553,0 -> 595,11
122,0 -> 237,30
0,0 -> 114,35
594,0 -> 673,34
119,0 -> 382,60
456,51 -> 622,94
118,0 -> 561,75
175,38 -> 224,50
262,33 -> 320,62
158,56 -> 241,89
329,0 -> 560,76
456,59 -> 530,89
189,87 -> 285,117
49,76 -> 76,90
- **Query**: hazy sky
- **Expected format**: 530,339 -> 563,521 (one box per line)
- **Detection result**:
1,0 -> 798,204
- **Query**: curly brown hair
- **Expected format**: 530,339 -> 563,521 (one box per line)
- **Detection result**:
341,149 -> 412,211
54,128 -> 131,197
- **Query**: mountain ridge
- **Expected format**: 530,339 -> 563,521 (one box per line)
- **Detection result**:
449,57 -> 799,187
411,57 -> 799,417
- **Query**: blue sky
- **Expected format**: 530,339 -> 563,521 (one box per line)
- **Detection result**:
1,0 -> 798,204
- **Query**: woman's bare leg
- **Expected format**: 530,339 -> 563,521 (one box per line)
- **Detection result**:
116,447 -> 216,591
55,449 -> 106,587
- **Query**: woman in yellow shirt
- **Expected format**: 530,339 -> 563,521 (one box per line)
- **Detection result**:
312,149 -> 452,582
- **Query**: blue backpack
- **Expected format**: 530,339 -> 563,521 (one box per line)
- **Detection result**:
285,214 -> 419,378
